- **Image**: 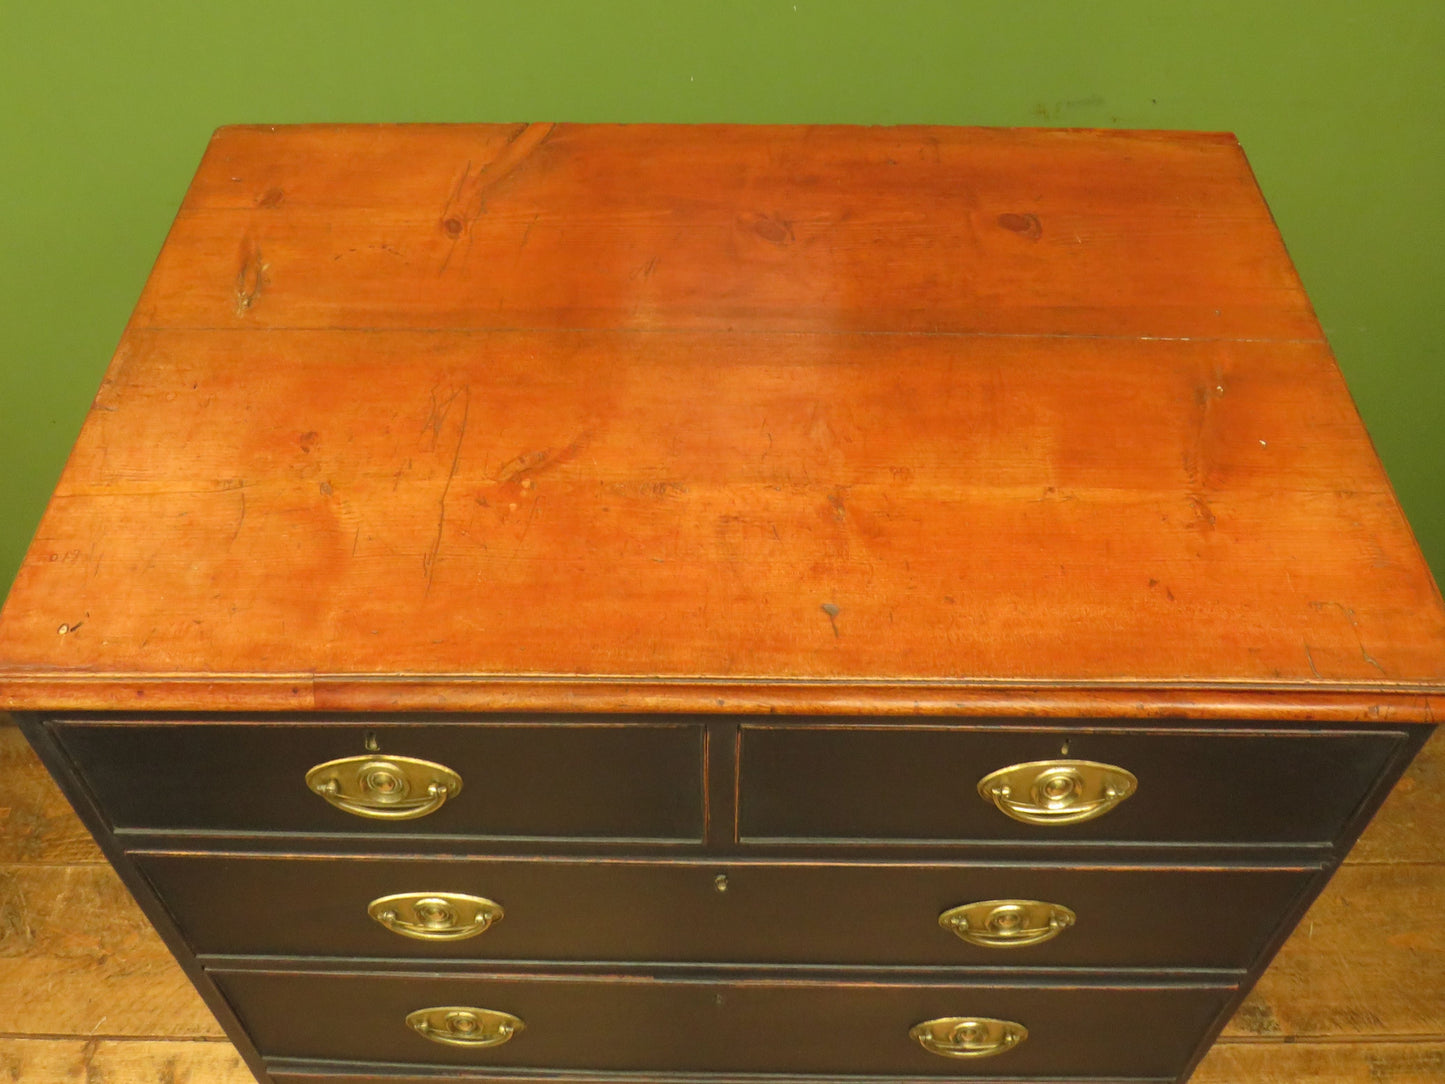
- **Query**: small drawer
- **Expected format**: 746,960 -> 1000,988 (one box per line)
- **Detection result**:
214,967 -> 1233,1078
738,723 -> 1408,845
52,719 -> 704,841
139,851 -> 1315,970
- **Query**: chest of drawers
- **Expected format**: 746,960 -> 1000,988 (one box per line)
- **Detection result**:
2,123 -> 1442,1084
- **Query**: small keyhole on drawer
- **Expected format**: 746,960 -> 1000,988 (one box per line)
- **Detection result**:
1060,740 -> 1070,756
364,731 -> 380,752
714,874 -> 728,893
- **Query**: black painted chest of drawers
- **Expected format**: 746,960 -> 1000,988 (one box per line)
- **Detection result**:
3,125 -> 1444,1083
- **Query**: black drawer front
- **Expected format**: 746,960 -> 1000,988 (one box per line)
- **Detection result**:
738,724 -> 1405,845
214,969 -> 1233,1078
268,1069 -> 1175,1084
53,721 -> 704,841
141,852 -> 1314,970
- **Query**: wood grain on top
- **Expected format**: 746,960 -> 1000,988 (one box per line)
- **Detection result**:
1,124 -> 1442,713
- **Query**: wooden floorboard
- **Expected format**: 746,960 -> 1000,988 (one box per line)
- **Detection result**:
1194,1041 -> 1445,1083
0,1037 -> 252,1082
1347,722 -> 1445,865
1222,863 -> 1445,1040
0,721 -> 1441,1082
0,863 -> 223,1037
0,723 -> 103,863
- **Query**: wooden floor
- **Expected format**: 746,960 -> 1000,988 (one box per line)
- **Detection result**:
1,720 -> 1441,1083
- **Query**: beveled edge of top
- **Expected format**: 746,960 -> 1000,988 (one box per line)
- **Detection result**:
0,671 -> 1440,724
202,121 -> 1243,141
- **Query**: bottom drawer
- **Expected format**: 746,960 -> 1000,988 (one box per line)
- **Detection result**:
214,968 -> 1234,1078
271,1070 -> 1179,1083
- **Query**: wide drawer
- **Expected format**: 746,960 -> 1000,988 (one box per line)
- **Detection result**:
739,724 -> 1406,845
139,851 -> 1314,970
213,968 -> 1234,1078
269,1073 -> 1173,1084
52,720 -> 705,841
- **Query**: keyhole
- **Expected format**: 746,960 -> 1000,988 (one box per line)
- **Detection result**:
364,731 -> 380,752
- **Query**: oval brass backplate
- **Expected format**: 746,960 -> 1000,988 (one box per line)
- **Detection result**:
369,891 -> 504,941
305,754 -> 462,820
939,899 -> 1076,948
406,1006 -> 523,1048
910,1016 -> 1028,1059
977,759 -> 1136,826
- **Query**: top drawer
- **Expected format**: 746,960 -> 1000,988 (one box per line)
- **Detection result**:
51,720 -> 705,841
738,723 -> 1408,846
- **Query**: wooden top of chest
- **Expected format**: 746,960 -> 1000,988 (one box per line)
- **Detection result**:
1,124 -> 1442,718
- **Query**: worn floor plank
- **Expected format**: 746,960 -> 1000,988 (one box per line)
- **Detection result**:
0,864 -> 222,1038
1222,863 -> 1445,1040
1348,723 -> 1445,865
0,724 -> 101,864
1195,1041 -> 1445,1084
0,1037 -> 250,1082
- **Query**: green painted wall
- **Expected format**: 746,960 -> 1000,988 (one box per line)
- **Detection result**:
3,1 -> 1442,592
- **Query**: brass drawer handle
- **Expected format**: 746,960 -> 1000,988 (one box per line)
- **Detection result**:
406,1006 -> 523,1048
306,755 -> 462,820
939,899 -> 1076,948
910,1016 -> 1027,1059
369,892 -> 504,941
977,759 -> 1136,826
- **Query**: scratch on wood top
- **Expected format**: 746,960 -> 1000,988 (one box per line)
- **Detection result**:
438,121 -> 556,271
421,384 -> 469,596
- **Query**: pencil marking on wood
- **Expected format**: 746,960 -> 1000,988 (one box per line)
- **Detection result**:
422,385 -> 465,449
422,385 -> 470,596
510,494 -> 542,563
230,489 -> 246,545
519,212 -> 540,250
1309,601 -> 1388,676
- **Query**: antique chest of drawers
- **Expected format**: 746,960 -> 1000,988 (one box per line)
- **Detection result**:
2,124 -> 1443,1084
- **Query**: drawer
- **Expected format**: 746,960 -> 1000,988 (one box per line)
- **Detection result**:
213,968 -> 1234,1078
53,720 -> 704,841
139,852 -> 1315,970
739,724 -> 1406,845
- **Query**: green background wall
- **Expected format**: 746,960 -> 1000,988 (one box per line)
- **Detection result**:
3,1 -> 1442,592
